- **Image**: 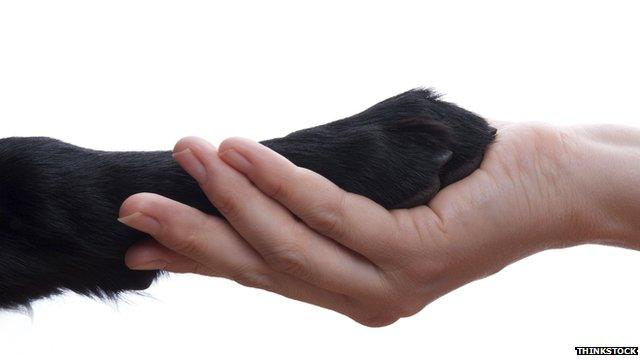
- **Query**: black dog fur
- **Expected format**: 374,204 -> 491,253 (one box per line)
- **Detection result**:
0,89 -> 495,309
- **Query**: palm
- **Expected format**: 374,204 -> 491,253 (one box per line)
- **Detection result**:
396,123 -> 570,285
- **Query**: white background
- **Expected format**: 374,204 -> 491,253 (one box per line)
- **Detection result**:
1,1 -> 639,359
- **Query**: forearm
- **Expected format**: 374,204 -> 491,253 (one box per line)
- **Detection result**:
568,124 -> 640,249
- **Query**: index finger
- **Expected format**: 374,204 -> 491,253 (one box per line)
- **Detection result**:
217,137 -> 403,261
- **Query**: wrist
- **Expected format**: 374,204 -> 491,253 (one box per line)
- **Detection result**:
565,124 -> 640,249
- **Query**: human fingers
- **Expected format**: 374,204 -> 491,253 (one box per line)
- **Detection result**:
216,137 -> 403,264
119,193 -> 359,318
171,137 -> 386,297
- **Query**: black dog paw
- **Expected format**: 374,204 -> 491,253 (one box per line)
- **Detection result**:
265,88 -> 496,208
0,88 -> 495,308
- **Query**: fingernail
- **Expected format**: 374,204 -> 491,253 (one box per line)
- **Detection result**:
220,149 -> 253,174
118,212 -> 162,236
173,148 -> 207,184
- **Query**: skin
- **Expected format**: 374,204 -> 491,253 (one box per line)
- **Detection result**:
117,122 -> 640,327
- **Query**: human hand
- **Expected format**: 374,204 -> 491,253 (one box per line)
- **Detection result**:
117,122 -> 614,326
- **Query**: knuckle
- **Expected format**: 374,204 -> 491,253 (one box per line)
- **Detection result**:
356,313 -> 400,328
188,261 -> 211,276
215,194 -> 241,219
353,291 -> 424,327
171,216 -> 209,255
233,269 -> 274,290
393,300 -> 424,318
175,228 -> 203,255
263,245 -> 308,277
309,194 -> 346,236
265,178 -> 288,200
355,304 -> 418,327
313,211 -> 341,236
